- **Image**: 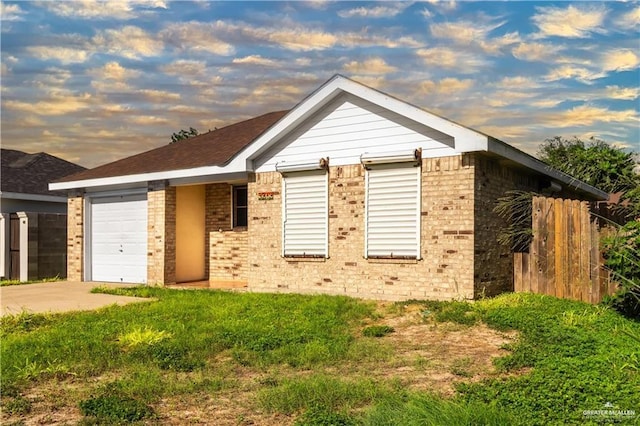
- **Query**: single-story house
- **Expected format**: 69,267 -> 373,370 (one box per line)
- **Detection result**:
1,149 -> 86,280
50,75 -> 607,300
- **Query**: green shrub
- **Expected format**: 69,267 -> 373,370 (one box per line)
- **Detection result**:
79,395 -> 153,422
602,221 -> 640,320
362,325 -> 394,337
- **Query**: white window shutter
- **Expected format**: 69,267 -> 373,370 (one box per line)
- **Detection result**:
282,171 -> 328,257
366,164 -> 420,258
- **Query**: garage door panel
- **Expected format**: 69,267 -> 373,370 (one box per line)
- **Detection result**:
90,194 -> 148,283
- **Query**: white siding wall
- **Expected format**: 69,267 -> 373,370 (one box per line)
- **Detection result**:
255,95 -> 457,172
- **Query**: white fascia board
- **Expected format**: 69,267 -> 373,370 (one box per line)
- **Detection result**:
48,162 -> 249,191
487,138 -> 609,201
0,191 -> 67,203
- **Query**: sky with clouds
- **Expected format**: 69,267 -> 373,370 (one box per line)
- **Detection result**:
1,1 -> 638,168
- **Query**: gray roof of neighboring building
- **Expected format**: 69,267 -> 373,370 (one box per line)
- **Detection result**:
1,149 -> 86,197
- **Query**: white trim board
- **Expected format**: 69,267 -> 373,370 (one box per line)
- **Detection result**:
0,191 -> 67,203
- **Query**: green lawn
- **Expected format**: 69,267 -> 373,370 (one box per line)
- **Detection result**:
1,288 -> 638,425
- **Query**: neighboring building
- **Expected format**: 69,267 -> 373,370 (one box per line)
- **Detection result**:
51,76 -> 607,300
1,149 -> 86,280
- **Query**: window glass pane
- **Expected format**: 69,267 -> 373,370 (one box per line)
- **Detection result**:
234,186 -> 248,227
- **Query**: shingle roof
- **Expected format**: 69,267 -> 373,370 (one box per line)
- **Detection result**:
57,110 -> 289,183
1,149 -> 86,197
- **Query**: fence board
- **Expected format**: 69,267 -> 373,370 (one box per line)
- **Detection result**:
514,252 -> 524,292
530,198 -> 541,294
514,196 -> 615,304
536,197 -> 548,296
547,198 -> 556,297
556,198 -> 566,299
571,200 -> 582,301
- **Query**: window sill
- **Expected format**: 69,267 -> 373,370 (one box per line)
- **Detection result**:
283,256 -> 327,263
366,257 -> 419,264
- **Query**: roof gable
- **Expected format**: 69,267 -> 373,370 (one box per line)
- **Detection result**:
244,75 -> 488,164
253,92 -> 458,172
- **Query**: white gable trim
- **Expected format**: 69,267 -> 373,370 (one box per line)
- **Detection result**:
243,75 -> 488,165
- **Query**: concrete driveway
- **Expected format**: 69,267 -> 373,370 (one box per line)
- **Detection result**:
0,281 -> 153,317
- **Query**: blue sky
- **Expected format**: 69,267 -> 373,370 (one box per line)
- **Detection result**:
1,1 -> 638,168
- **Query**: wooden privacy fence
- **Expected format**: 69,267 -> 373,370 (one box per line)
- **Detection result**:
514,196 -> 617,304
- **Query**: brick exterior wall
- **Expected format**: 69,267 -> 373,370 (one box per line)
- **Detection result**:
247,155 -> 476,301
67,192 -> 84,281
147,182 -> 176,285
209,229 -> 248,282
473,154 -> 541,297
206,183 -> 234,281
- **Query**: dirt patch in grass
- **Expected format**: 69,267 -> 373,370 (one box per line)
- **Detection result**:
156,391 -> 295,425
2,379 -> 84,425
353,302 -> 518,396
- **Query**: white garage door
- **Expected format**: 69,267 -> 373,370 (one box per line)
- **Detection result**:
90,194 -> 147,283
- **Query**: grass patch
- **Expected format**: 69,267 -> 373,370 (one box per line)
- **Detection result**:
0,276 -> 60,286
79,394 -> 153,423
362,393 -> 514,425
2,396 -> 32,416
258,374 -> 400,415
362,325 -> 394,337
0,311 -> 55,335
295,405 -> 356,426
419,300 -> 480,325
117,326 -> 172,348
1,288 -> 375,416
456,294 -> 640,425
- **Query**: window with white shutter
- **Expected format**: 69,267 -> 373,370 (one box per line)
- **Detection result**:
281,170 -> 328,257
365,162 -> 421,259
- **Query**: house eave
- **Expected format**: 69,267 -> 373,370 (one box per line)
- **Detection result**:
0,191 -> 67,203
49,162 -> 250,191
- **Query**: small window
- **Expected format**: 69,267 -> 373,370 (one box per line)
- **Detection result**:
233,186 -> 248,227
